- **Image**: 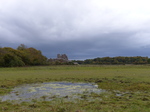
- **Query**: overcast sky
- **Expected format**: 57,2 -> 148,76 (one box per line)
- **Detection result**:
1,0 -> 150,60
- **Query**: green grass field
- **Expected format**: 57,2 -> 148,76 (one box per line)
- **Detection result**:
0,65 -> 150,112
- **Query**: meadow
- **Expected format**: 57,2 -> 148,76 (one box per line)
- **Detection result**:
0,65 -> 150,112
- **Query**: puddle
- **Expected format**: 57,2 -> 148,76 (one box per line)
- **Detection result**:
0,82 -> 105,103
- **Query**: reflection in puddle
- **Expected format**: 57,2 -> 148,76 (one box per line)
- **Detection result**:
0,82 -> 105,103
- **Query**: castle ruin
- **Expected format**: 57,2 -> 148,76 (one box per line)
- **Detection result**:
48,54 -> 69,63
57,54 -> 68,61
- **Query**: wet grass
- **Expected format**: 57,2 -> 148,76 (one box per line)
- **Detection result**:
0,65 -> 150,112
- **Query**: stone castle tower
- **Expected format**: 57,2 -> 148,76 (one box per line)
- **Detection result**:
57,54 -> 68,61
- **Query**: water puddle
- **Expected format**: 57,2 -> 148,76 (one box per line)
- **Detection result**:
0,82 -> 105,103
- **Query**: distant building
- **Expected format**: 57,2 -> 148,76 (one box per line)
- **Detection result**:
57,54 -> 68,61
48,54 -> 69,63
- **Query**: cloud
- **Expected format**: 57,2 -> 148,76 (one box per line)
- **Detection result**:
1,0 -> 150,59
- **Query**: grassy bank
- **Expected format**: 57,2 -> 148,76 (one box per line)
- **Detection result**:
0,65 -> 150,112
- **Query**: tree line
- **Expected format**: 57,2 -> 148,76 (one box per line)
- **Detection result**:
0,44 -> 47,67
1,44 -> 150,67
74,56 -> 150,65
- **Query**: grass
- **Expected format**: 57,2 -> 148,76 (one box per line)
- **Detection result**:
0,65 -> 150,112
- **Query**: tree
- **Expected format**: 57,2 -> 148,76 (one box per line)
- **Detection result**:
25,47 -> 47,65
0,45 -> 48,67
17,44 -> 27,50
3,53 -> 25,67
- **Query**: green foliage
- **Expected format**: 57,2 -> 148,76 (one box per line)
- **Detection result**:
3,53 -> 25,67
0,44 -> 47,67
0,48 -> 5,66
25,47 -> 47,65
17,44 -> 27,50
83,56 -> 149,65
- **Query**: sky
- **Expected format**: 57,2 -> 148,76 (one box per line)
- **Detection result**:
1,0 -> 150,60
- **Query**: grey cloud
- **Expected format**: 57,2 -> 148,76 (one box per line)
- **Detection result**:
1,0 -> 150,60
32,31 -> 144,60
